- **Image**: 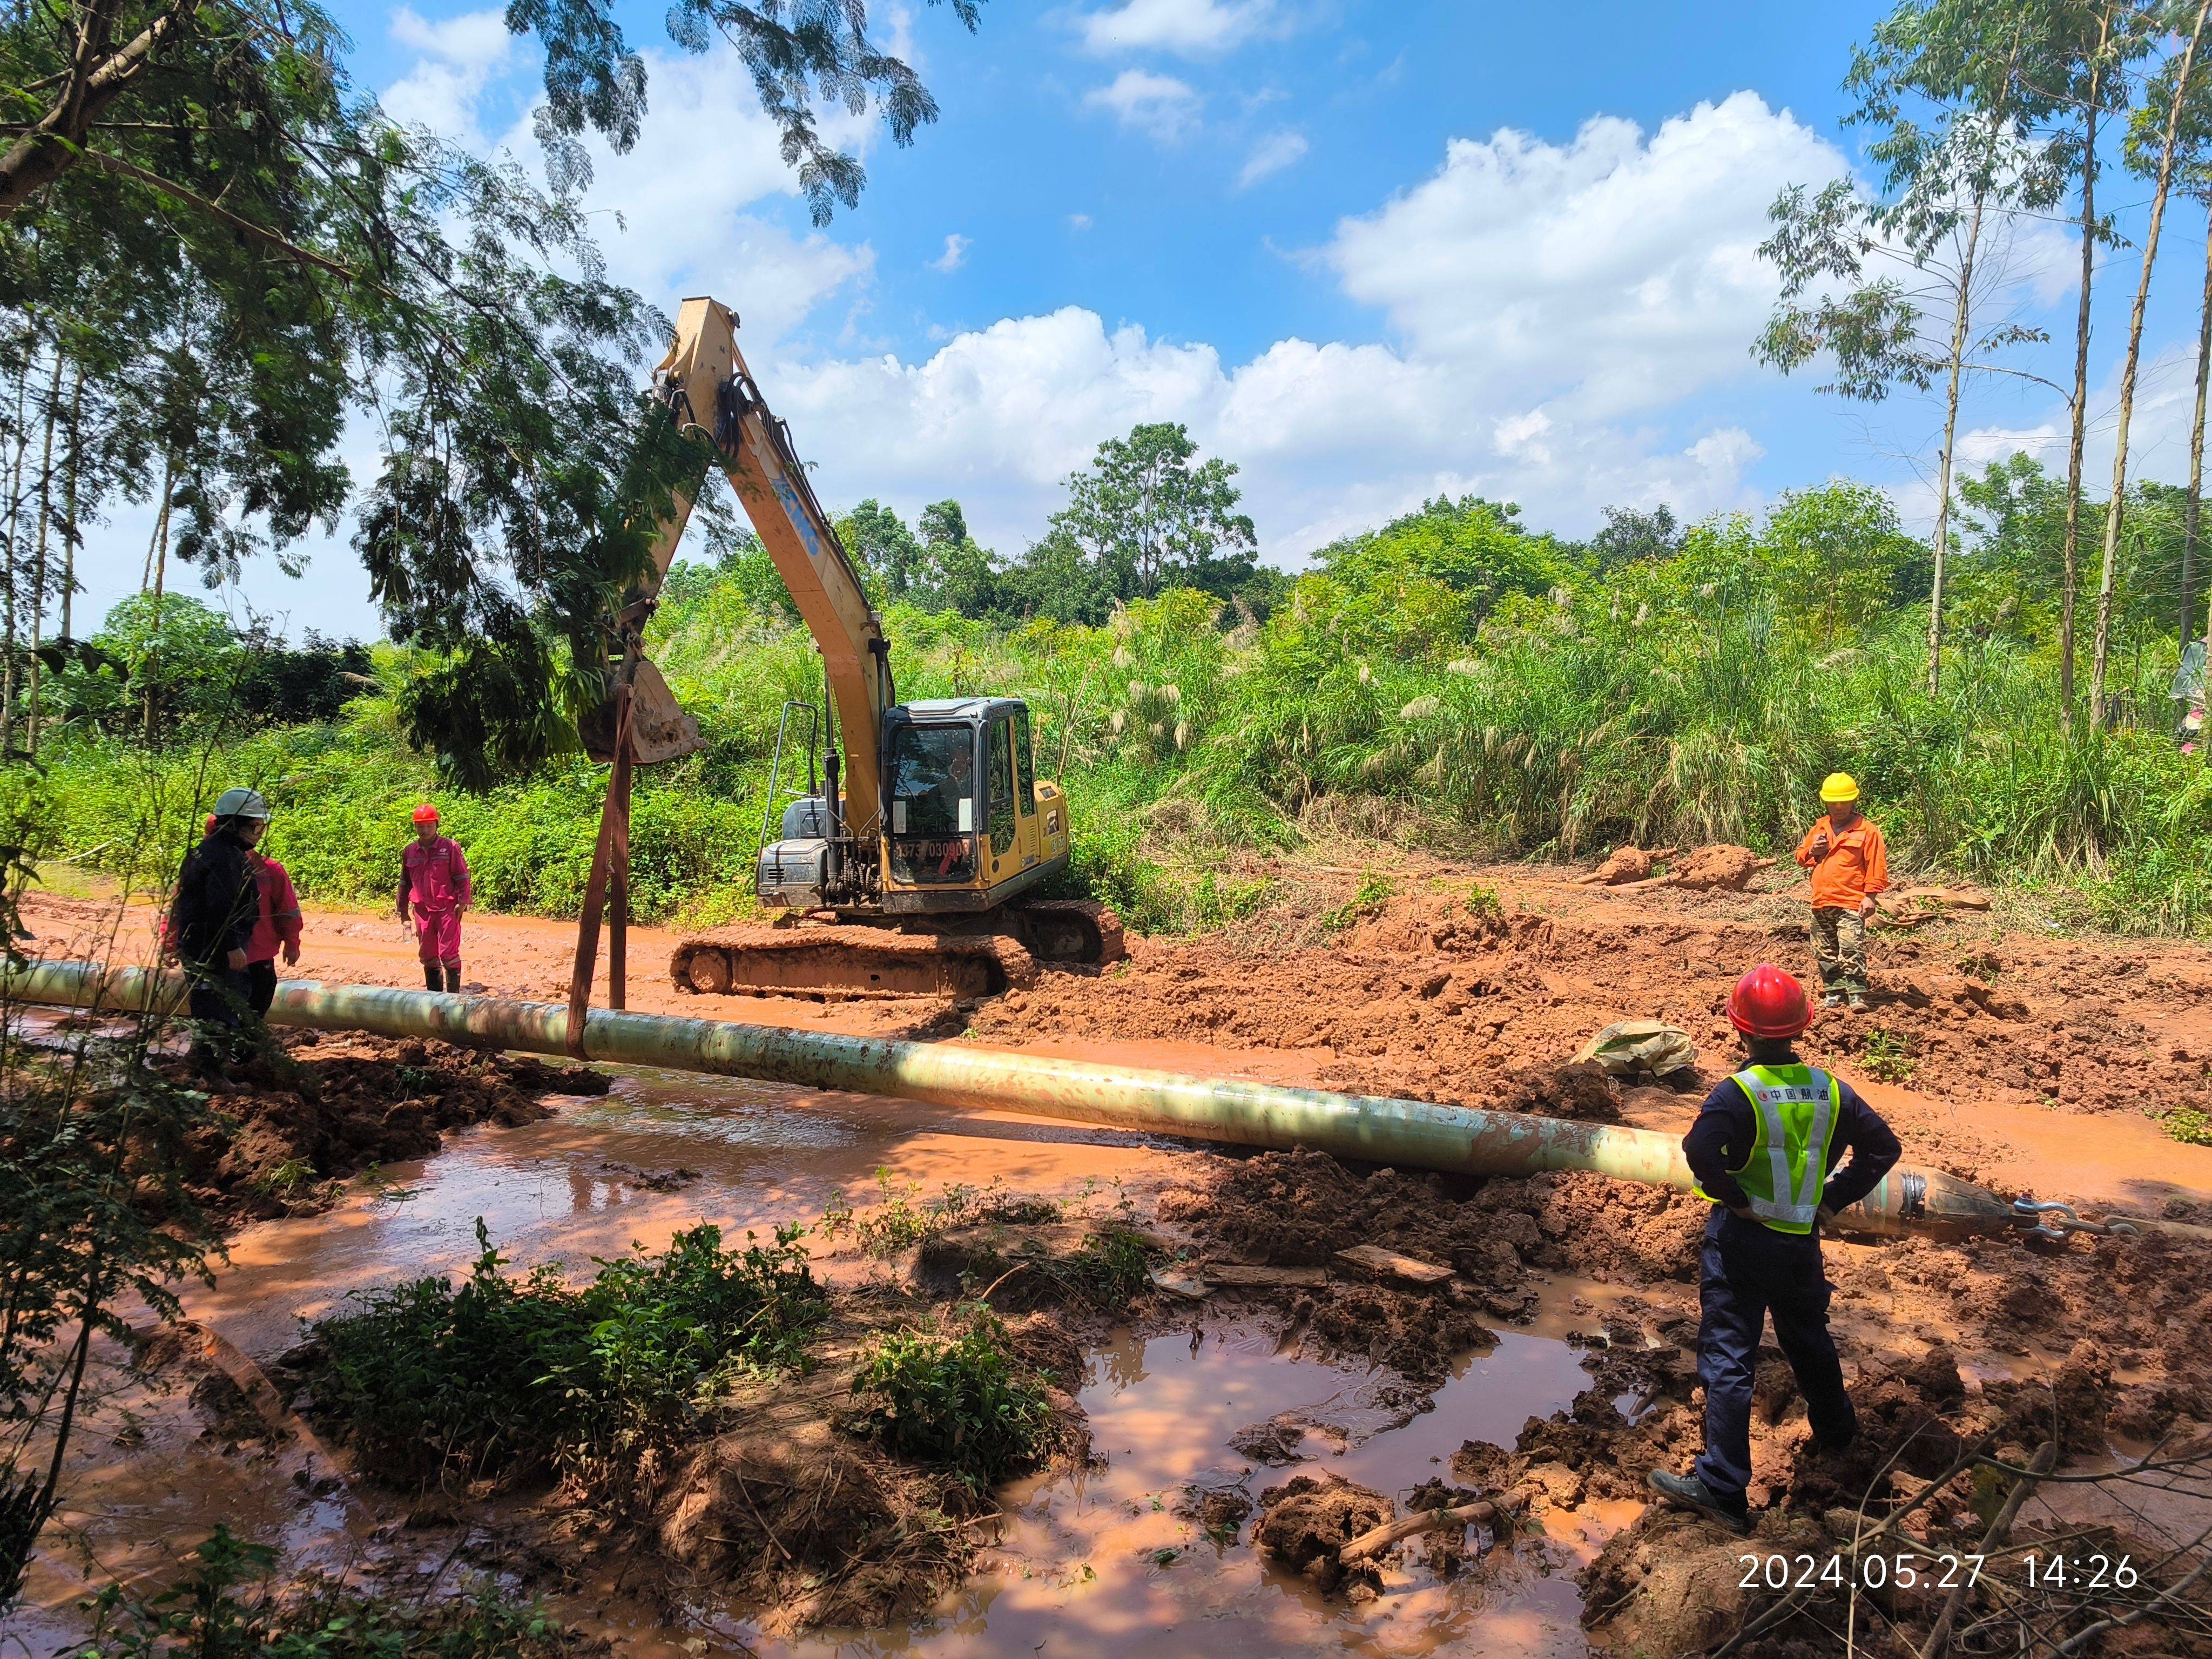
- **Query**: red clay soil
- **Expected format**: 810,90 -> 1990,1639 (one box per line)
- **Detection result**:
978,873 -> 2212,1131
160,1033 -> 608,1222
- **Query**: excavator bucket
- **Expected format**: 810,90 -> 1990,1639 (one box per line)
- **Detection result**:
580,657 -> 706,765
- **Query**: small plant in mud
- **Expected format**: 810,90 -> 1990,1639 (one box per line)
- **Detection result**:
849,1306 -> 1054,1491
822,1170 -> 1055,1258
1183,871 -> 1274,932
73,1524 -> 589,1656
1318,871 -> 1395,936
248,1156 -> 316,1196
1054,1228 -> 1154,1311
2161,1107 -> 2212,1148
1862,1028 -> 1916,1084
311,1220 -> 825,1501
1463,883 -> 1502,919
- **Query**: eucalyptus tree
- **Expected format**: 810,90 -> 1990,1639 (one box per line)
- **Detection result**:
2012,1 -> 2150,718
2091,0 -> 2212,719
1758,0 -> 2061,693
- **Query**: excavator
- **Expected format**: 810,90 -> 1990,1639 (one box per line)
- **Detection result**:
601,296 -> 1124,1001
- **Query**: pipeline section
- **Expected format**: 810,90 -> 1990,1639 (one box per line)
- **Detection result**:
9,960 -> 2139,1244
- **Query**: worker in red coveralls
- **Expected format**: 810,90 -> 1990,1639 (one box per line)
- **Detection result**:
397,804 -> 470,992
245,844 -> 303,1016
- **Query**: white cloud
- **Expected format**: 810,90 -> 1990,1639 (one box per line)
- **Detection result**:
1327,91 -> 1850,420
929,233 -> 971,273
381,7 -> 515,147
1068,213 -> 1094,231
1237,127 -> 1309,188
492,48 -> 875,344
1077,0 -> 1280,57
1083,70 -> 1202,143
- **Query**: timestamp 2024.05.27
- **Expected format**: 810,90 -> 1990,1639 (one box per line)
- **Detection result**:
1738,1552 -> 2140,1593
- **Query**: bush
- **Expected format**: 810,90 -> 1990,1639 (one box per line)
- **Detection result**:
312,1222 -> 824,1500
849,1308 -> 1054,1489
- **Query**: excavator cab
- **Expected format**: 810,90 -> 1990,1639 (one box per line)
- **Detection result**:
757,697 -> 1069,914
880,700 -> 1067,909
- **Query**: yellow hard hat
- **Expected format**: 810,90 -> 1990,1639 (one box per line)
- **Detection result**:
1820,772 -> 1860,804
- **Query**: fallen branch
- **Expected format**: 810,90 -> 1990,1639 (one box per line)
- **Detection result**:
1339,1498 -> 1499,1563
1918,1439 -> 2053,1659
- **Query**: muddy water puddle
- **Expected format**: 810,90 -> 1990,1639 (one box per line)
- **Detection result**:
17,1063 -> 1621,1657
748,1330 -> 1600,1659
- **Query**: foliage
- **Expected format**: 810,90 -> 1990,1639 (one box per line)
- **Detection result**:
0,985 -> 226,1615
2162,1107 -> 2212,1148
849,1307 -> 1053,1489
311,1221 -> 825,1502
1862,1028 -> 1918,1084
70,1526 -> 588,1657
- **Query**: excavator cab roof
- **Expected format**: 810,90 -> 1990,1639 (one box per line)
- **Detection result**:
893,697 -> 1026,721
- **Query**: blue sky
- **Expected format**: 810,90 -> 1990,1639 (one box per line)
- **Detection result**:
79,0 -> 2212,640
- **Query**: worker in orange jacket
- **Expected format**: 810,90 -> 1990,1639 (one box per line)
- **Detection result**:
1794,773 -> 1887,1011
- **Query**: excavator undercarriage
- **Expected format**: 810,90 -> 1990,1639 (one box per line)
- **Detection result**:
670,899 -> 1125,1002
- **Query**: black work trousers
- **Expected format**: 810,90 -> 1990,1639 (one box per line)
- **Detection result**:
185,963 -> 255,1065
1692,1208 -> 1857,1505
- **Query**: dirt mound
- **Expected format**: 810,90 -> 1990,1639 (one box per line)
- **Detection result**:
165,1032 -> 606,1221
658,1415 -> 978,1635
1158,1149 -> 1707,1304
1575,845 -> 1678,885
1660,844 -> 1770,891
980,874 -> 2212,1126
1253,1472 -> 1392,1594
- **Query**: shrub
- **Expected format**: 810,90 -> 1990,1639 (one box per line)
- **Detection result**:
849,1309 -> 1054,1489
313,1222 -> 824,1500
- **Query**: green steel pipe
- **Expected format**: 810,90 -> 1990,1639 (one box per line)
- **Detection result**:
1,960 -> 2063,1241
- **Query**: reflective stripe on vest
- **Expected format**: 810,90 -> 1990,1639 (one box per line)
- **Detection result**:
1698,1064 -> 1841,1235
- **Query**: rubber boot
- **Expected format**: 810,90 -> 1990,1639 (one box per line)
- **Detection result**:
423,963 -> 441,991
444,963 -> 462,994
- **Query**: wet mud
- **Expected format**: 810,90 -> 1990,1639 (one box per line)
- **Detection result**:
17,859 -> 2212,1656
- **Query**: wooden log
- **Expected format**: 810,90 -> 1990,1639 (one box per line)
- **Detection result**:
1208,1264 -> 1329,1289
1917,1440 -> 2054,1659
1334,1244 -> 1453,1289
1339,1498 -> 1500,1563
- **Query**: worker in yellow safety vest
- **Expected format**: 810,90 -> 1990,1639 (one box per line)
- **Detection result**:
1648,963 -> 1901,1534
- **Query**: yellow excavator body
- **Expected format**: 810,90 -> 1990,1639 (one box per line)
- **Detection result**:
611,297 -> 1123,999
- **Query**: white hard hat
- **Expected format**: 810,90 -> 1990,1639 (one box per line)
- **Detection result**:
212,787 -> 272,821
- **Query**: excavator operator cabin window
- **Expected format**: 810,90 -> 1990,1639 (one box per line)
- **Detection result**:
886,724 -> 976,885
987,718 -> 1017,859
1014,710 -> 1036,815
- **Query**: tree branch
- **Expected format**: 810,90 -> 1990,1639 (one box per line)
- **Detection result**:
77,150 -> 359,280
0,0 -> 204,218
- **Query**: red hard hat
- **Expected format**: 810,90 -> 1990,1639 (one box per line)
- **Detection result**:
412,802 -> 440,826
204,814 -> 218,834
1728,963 -> 1813,1039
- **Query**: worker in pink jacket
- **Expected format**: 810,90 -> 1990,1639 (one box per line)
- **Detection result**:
245,849 -> 303,1015
397,804 -> 471,992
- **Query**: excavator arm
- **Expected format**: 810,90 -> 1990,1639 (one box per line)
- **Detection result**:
637,296 -> 894,839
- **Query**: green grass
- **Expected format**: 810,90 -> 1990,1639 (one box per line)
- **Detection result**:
1862,1029 -> 1917,1085
311,1221 -> 825,1503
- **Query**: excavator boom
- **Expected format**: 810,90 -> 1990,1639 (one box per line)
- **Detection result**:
644,296 -> 893,833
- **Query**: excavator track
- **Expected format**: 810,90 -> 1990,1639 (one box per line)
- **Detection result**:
669,901 -> 1124,1003
671,923 -> 1038,1002
1008,898 -> 1127,967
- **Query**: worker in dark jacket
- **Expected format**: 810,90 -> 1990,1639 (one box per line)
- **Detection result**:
1649,963 -> 1902,1533
167,788 -> 271,1064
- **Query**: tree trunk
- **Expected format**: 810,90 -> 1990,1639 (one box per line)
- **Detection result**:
2187,205 -> 2212,661
57,369 -> 78,645
1927,191 -> 1988,697
28,350 -> 58,757
2061,43 -> 2105,724
2,358 -> 26,757
2091,0 -> 2211,723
